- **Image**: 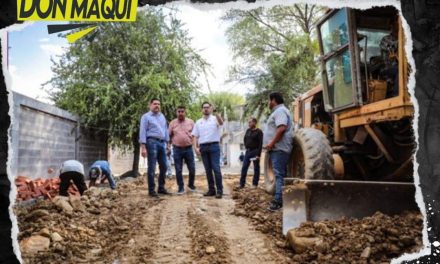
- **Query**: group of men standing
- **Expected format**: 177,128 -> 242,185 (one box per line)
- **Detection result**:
139,99 -> 225,199
139,91 -> 293,211
58,92 -> 293,212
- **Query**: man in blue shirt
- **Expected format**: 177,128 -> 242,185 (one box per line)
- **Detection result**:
139,98 -> 171,197
88,160 -> 117,190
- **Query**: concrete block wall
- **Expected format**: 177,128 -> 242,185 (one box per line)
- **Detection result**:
108,148 -> 135,176
77,128 -> 108,175
10,92 -> 108,180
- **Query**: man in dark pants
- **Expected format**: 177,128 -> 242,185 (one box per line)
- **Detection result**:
192,102 -> 224,199
139,98 -> 171,197
263,92 -> 293,211
88,160 -> 117,189
168,106 -> 196,194
59,160 -> 88,196
239,117 -> 263,189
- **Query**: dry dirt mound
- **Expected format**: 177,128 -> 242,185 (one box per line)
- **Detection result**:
230,184 -> 423,264
188,207 -> 231,264
15,178 -> 161,264
231,185 -> 296,261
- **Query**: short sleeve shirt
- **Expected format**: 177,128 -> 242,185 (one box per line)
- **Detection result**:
263,104 -> 293,154
60,160 -> 84,175
169,118 -> 195,147
192,115 -> 222,144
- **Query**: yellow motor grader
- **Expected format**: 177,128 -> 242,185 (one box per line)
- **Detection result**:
263,6 -> 419,234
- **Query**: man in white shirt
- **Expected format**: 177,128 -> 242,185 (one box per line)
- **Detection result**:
192,102 -> 224,199
59,160 -> 87,196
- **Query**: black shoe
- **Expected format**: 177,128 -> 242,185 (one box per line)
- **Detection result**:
149,191 -> 159,198
203,190 -> 216,197
158,189 -> 171,195
215,193 -> 223,199
268,200 -> 282,211
188,185 -> 196,192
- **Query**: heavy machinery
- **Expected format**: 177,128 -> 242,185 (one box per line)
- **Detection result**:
263,6 -> 419,234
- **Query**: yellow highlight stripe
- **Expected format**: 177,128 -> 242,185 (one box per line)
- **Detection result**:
66,26 -> 97,43
17,0 -> 138,22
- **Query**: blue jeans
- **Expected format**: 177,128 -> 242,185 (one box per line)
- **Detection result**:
106,173 -> 117,189
269,150 -> 289,203
173,146 -> 196,190
100,172 -> 116,189
200,143 -> 223,194
146,138 -> 167,193
240,149 -> 260,187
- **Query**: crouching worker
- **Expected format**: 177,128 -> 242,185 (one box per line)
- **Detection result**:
88,160 -> 117,190
59,160 -> 88,196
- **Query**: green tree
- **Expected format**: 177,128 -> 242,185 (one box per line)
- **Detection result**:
185,92 -> 245,121
223,4 -> 323,118
46,9 -> 209,176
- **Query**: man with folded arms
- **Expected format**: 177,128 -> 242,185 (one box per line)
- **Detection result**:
168,106 -> 196,194
239,117 -> 263,189
192,102 -> 224,199
139,98 -> 171,198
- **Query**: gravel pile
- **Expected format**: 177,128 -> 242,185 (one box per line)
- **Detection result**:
231,185 -> 423,264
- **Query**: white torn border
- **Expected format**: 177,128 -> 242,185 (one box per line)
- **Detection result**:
1,21 -> 35,264
2,0 -> 430,263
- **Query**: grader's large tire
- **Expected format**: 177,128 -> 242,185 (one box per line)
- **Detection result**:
291,128 -> 334,180
263,128 -> 334,194
264,153 -> 276,194
263,149 -> 293,194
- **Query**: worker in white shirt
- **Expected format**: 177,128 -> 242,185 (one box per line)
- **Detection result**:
192,102 -> 224,199
59,160 -> 87,196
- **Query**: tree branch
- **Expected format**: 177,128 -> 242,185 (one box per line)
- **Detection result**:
245,10 -> 291,41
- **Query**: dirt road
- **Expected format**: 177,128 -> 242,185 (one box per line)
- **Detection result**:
18,175 -> 286,264
114,176 -> 287,264
17,174 -> 422,264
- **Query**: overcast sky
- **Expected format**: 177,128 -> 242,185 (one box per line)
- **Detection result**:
6,4 -> 247,104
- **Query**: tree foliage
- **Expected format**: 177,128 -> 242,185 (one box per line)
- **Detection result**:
223,4 -> 324,118
186,91 -> 245,121
46,8 -> 208,174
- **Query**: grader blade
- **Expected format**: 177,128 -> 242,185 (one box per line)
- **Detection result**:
282,179 -> 418,235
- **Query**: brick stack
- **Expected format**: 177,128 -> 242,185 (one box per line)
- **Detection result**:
15,176 -> 80,201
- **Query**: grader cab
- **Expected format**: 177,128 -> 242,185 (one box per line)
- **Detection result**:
263,6 -> 419,234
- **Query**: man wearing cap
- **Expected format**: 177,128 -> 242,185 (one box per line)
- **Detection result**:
88,160 -> 117,190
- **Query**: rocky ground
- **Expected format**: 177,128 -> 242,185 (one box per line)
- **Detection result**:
16,176 -> 286,264
15,175 -> 424,264
231,183 -> 424,264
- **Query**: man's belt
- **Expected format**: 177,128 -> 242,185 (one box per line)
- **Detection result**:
200,142 -> 219,146
147,137 -> 166,143
173,145 -> 192,149
246,148 -> 260,151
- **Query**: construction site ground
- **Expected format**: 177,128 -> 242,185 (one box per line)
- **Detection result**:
16,171 -> 423,264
